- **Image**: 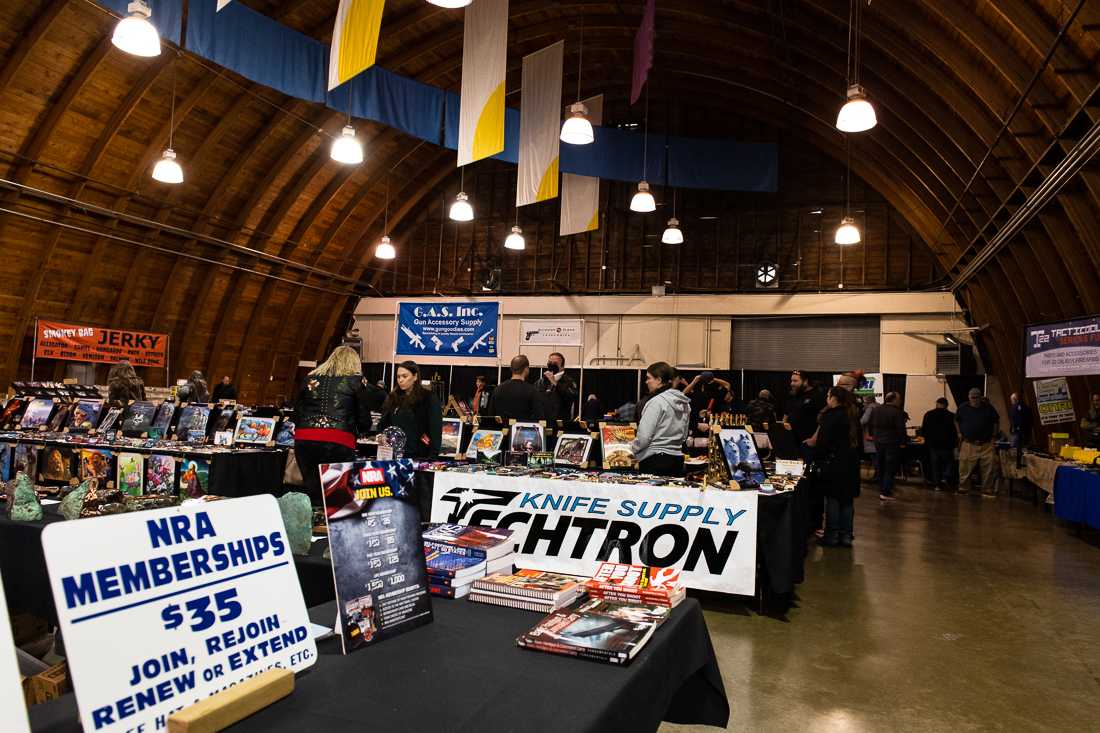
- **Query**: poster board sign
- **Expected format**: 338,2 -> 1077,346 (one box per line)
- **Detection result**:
42,496 -> 316,733
396,302 -> 498,358
1025,316 -> 1100,378
1033,377 -> 1075,426
520,319 -> 584,346
833,372 -> 884,402
0,573 -> 30,733
35,320 -> 168,368
321,460 -> 433,653
430,471 -> 759,595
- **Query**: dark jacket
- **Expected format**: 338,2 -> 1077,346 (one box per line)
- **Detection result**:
746,398 -> 777,430
211,383 -> 238,402
582,397 -> 604,426
379,392 -> 443,458
362,382 -> 387,414
956,400 -> 999,442
295,375 -> 373,435
489,379 -> 544,424
108,379 -> 144,404
814,406 -> 861,499
785,388 -> 825,442
1010,403 -> 1032,439
920,407 -> 957,450
869,402 -> 907,446
535,372 -> 578,422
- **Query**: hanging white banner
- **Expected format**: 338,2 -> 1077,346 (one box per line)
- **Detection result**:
457,0 -> 508,166
430,471 -> 759,595
520,319 -> 584,346
560,94 -> 603,236
516,41 -> 563,207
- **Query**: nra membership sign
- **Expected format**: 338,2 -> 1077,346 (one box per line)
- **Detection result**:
35,319 -> 168,368
42,496 -> 316,732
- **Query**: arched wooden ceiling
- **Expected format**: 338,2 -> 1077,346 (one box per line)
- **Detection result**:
0,0 -> 1099,405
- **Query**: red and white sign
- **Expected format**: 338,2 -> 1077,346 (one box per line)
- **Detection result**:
35,320 -> 168,368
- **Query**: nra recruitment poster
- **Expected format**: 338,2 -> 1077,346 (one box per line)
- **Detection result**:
1025,316 -> 1100,378
430,472 -> 758,595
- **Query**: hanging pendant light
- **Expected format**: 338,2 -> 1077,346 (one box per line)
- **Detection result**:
375,234 -> 396,259
331,125 -> 363,164
662,217 -> 683,244
112,1 -> 161,58
834,216 -> 860,245
504,225 -> 525,250
561,20 -> 594,145
836,0 -> 875,132
835,136 -> 860,245
449,167 -> 474,221
630,181 -> 656,213
427,0 -> 472,7
152,67 -> 182,184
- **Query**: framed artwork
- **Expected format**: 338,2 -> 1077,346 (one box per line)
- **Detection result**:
719,428 -> 765,484
213,431 -> 234,446
40,447 -> 74,482
122,401 -> 158,434
274,420 -> 295,447
233,415 -> 277,444
79,449 -> 113,481
68,400 -> 104,431
116,453 -> 143,496
440,418 -> 464,458
97,406 -> 123,433
179,458 -> 210,498
47,403 -> 72,432
553,434 -> 593,467
13,444 -> 38,481
176,404 -> 211,441
0,399 -> 26,429
212,408 -> 237,434
465,429 -> 504,459
152,402 -> 177,432
0,443 -> 11,482
20,398 -> 55,429
145,454 -> 176,496
509,422 -> 545,453
599,423 -> 637,469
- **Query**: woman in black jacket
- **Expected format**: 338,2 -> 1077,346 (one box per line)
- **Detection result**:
378,361 -> 442,459
815,386 -> 862,547
294,346 -> 373,504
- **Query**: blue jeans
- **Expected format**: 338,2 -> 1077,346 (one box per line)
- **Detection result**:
826,496 -> 854,543
876,442 -> 900,496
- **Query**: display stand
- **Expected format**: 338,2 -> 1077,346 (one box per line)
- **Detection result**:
167,669 -> 294,733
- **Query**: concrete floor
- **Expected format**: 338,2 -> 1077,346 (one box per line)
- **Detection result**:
663,484 -> 1100,733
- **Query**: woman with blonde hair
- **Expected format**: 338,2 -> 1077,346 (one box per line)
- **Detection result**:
294,345 -> 373,503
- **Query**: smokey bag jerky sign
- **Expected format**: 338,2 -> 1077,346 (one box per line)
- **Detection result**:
42,496 -> 316,732
36,319 -> 168,367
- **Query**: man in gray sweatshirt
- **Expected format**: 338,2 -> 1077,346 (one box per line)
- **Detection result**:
633,362 -> 691,477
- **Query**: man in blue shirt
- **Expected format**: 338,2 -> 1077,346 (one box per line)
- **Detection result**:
956,388 -> 999,496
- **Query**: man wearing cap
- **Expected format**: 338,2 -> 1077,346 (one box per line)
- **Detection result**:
955,388 -> 999,496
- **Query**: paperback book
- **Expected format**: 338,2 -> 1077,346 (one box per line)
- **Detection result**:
422,523 -> 515,561
471,569 -> 584,608
516,596 -> 663,665
585,563 -> 686,607
429,582 -> 471,599
599,423 -> 637,469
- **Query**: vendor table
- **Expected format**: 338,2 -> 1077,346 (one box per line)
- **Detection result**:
1053,465 -> 1100,531
1025,453 -> 1061,498
29,598 -> 730,733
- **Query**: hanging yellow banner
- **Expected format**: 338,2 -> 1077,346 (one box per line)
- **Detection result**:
560,94 -> 603,235
458,0 -> 508,166
327,0 -> 386,91
516,41 -> 563,207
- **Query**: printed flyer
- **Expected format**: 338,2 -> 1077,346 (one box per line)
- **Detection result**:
1033,377 -> 1075,426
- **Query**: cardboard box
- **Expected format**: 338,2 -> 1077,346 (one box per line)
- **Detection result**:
30,662 -> 69,704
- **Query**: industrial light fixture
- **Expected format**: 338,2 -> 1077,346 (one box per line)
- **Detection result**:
836,0 -> 876,132
835,136 -> 861,245
630,88 -> 654,212
449,167 -> 474,221
152,67 -> 182,184
835,216 -> 860,245
331,125 -> 363,164
661,188 -> 682,243
112,1 -> 161,58
375,234 -> 396,260
504,225 -> 526,250
427,0 -> 472,7
560,19 -> 594,145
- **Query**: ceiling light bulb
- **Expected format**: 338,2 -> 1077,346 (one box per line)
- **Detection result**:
504,225 -> 526,250
112,1 -> 161,57
449,191 -> 474,222
331,125 -> 364,164
836,84 -> 877,133
662,217 -> 683,244
151,148 -> 183,184
835,216 -> 861,245
560,102 -> 594,145
427,0 -> 472,7
375,235 -> 396,259
630,180 -> 656,213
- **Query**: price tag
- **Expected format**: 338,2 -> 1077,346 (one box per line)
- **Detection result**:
42,495 -> 316,733
775,459 -> 805,476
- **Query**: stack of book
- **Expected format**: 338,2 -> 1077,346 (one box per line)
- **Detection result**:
468,569 -> 585,612
516,596 -> 670,665
584,562 -> 686,608
422,523 -> 516,599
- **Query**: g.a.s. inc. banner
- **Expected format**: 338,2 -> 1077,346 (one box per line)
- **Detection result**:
430,472 -> 759,595
396,302 -> 498,358
35,320 -> 168,368
1025,315 -> 1100,378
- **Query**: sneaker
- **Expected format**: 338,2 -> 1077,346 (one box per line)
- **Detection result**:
879,494 -> 896,502
982,492 -> 997,499
957,487 -> 969,495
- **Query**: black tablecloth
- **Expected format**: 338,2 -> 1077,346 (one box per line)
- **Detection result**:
208,450 -> 287,497
29,598 -> 729,733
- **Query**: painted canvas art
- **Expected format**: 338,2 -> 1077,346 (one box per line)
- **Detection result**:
69,400 -> 104,431
510,422 -> 545,453
0,399 -> 25,429
440,418 -> 464,458
465,429 -> 504,459
20,399 -> 54,429
179,458 -> 210,498
176,404 -> 211,441
122,401 -> 158,434
233,416 -> 277,444
79,449 -> 113,480
719,428 -> 765,484
152,402 -> 176,432
116,453 -> 143,496
0,444 -> 11,482
97,406 -> 123,432
274,420 -> 295,446
145,454 -> 176,496
13,444 -> 38,481
599,423 -> 637,469
47,403 -> 71,432
211,408 -> 236,434
553,434 -> 593,467
40,447 -> 74,482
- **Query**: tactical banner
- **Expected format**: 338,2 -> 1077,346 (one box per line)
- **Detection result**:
430,471 -> 758,595
1025,316 -> 1100,378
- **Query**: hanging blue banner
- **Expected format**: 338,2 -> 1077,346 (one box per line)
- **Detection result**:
396,302 -> 498,358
